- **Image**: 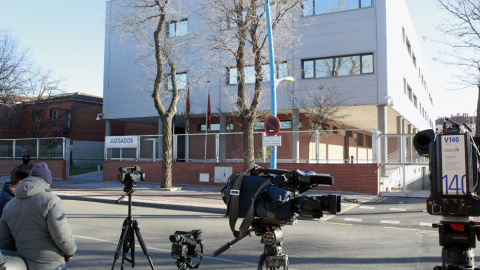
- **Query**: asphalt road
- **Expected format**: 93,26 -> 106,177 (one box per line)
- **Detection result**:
60,197 -> 480,270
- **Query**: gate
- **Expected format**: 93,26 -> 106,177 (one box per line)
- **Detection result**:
378,134 -> 430,196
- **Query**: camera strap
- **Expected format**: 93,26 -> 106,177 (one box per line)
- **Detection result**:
228,171 -> 273,239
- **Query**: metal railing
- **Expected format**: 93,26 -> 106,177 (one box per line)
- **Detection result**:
0,137 -> 69,160
104,129 -> 378,164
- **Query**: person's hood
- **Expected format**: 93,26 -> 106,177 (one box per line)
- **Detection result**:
29,162 -> 52,184
14,176 -> 50,199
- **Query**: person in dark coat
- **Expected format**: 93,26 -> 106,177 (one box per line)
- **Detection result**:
0,165 -> 31,216
21,151 -> 30,166
0,162 -> 76,270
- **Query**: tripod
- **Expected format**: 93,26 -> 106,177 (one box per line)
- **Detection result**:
111,187 -> 155,270
432,217 -> 480,270
256,225 -> 288,270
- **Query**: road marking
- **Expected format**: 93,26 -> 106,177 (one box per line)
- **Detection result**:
74,235 -> 262,267
390,208 -> 407,211
323,222 -> 353,226
384,227 -> 418,231
419,222 -> 433,227
359,206 -> 375,210
380,220 -> 400,225
344,218 -> 363,222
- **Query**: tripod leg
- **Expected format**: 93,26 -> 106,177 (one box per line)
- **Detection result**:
133,220 -> 155,270
111,219 -> 129,270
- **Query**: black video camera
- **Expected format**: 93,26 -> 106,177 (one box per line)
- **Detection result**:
170,229 -> 203,270
223,167 -> 341,228
118,165 -> 145,189
414,118 -> 480,217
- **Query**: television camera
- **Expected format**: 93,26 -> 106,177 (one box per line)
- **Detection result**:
170,230 -> 204,270
414,118 -> 480,269
214,166 -> 341,269
118,165 -> 145,191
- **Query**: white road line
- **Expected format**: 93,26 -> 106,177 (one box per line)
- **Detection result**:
73,235 -> 261,267
380,220 -> 400,225
344,218 -> 363,222
389,208 -> 407,211
419,222 -> 433,227
359,206 -> 375,210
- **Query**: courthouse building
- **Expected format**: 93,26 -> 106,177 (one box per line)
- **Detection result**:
102,0 -> 436,195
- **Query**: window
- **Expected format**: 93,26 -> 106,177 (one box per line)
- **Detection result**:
50,110 -> 60,120
33,111 -> 41,122
228,62 -> 288,85
412,52 -> 416,67
302,53 -> 373,78
226,11 -> 247,29
354,132 -> 364,146
167,19 -> 188,37
200,123 -> 234,131
303,0 -> 372,16
407,84 -> 413,101
167,72 -> 187,90
406,37 -> 411,56
413,94 -> 418,108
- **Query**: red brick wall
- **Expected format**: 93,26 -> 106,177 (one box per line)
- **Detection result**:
0,160 -> 67,179
103,161 -> 378,195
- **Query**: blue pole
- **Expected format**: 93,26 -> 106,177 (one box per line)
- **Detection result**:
265,0 -> 277,169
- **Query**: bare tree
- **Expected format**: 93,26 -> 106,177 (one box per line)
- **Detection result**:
292,82 -> 351,158
111,0 -> 192,188
435,0 -> 480,136
0,30 -> 31,138
200,0 -> 303,170
21,69 -> 65,138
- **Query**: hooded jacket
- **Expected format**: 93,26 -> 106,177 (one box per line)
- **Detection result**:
0,176 -> 76,270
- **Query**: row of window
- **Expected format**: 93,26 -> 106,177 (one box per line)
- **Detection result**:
404,78 -> 432,127
402,26 -> 433,106
199,120 -> 297,132
303,0 -> 372,16
228,62 -> 288,85
169,52 -> 374,89
302,53 -> 373,79
165,0 -> 374,37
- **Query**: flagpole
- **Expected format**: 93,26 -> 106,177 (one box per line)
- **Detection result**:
204,81 -> 210,162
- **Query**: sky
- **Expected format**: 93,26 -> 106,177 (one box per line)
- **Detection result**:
0,0 -> 477,118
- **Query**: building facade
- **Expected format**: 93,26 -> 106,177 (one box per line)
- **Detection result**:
102,0 -> 437,193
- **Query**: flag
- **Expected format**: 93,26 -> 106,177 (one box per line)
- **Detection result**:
207,91 -> 211,131
184,88 -> 190,119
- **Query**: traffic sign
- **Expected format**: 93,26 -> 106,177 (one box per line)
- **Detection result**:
264,116 -> 280,136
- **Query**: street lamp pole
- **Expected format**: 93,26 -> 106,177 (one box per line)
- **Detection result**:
265,0 -> 277,169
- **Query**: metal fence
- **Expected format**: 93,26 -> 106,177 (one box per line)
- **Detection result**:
378,134 -> 429,195
0,138 -> 69,160
104,129 -> 377,164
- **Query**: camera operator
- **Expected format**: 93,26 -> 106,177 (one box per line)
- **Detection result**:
0,162 -> 76,270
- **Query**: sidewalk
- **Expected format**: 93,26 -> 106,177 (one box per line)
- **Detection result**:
1,171 -> 376,214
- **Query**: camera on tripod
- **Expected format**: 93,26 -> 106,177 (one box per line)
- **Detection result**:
118,165 -> 145,189
214,166 -> 341,268
414,118 -> 480,270
413,118 -> 480,217
170,230 -> 203,270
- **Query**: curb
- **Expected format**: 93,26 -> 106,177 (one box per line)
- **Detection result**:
58,194 -> 227,215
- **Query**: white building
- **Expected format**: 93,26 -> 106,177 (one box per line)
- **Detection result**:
104,0 -> 435,133
103,0 -> 436,192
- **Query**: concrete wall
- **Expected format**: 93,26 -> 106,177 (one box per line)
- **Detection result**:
103,161 -> 379,195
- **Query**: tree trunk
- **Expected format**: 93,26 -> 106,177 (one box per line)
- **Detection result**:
242,114 -> 255,170
161,115 -> 173,188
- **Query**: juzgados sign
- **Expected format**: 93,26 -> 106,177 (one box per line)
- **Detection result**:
105,136 -> 139,148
